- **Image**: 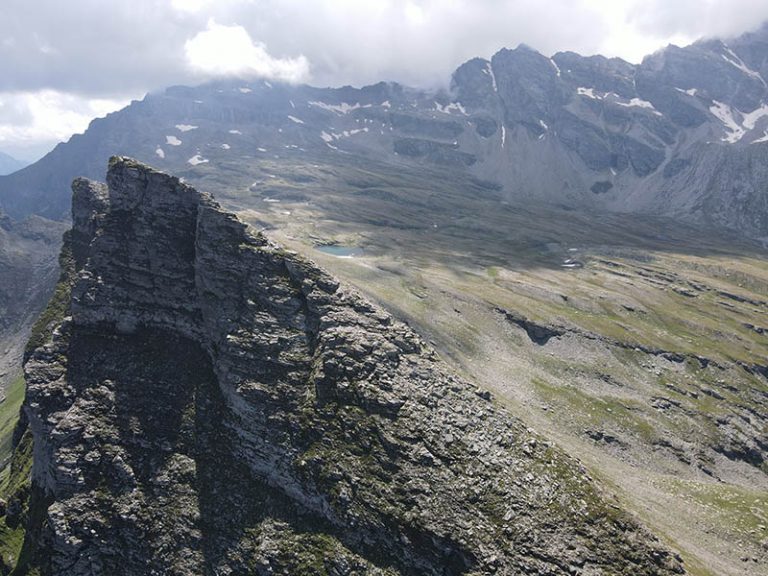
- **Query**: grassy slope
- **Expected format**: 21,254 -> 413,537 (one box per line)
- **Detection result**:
0,376 -> 25,475
0,375 -> 28,570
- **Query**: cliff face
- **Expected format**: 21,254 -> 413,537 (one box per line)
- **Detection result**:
18,158 -> 684,575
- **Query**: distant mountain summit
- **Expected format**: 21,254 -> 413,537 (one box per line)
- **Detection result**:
3,23 -> 768,237
0,151 -> 26,176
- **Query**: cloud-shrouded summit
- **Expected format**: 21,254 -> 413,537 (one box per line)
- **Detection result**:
2,0 -> 768,160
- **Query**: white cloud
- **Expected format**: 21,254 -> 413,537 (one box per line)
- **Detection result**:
0,90 -> 130,159
184,20 -> 310,83
171,0 -> 217,13
625,0 -> 768,40
583,0 -> 696,62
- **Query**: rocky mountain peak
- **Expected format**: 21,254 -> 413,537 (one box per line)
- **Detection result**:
9,157 -> 688,574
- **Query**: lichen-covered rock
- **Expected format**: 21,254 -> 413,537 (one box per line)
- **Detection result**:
19,157 -> 685,575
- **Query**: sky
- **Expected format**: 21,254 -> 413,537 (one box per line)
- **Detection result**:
1,0 -> 768,162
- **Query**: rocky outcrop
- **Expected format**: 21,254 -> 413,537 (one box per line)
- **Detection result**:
16,158 -> 685,575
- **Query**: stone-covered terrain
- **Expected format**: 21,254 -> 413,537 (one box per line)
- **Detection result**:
1,158 -> 685,575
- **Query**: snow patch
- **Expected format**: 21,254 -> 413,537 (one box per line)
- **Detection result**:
615,98 -> 662,116
166,135 -> 182,146
381,100 -> 391,108
710,100 -> 745,143
287,115 -> 305,124
239,87 -> 252,94
446,102 -> 467,115
264,81 -> 272,89
721,45 -> 766,85
539,119 -> 548,130
256,147 -> 267,152
187,154 -> 208,166
578,88 -> 661,115
484,62 -> 498,92
550,58 -> 561,77
320,127 -> 368,142
434,101 -> 468,115
501,125 -> 506,148
577,87 -> 600,99
221,144 -> 231,150
308,101 -> 371,114
707,101 -> 768,143
752,131 -> 768,144
675,87 -> 698,97
155,147 -> 165,159
228,129 -> 242,135
289,100 -> 295,109
742,103 -> 768,130
175,124 -> 198,132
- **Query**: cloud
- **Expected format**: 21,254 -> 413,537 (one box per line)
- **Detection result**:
626,0 -> 768,41
0,91 -> 129,160
171,0 -> 218,13
234,0 -> 609,88
185,20 -> 310,82
2,0 -> 765,97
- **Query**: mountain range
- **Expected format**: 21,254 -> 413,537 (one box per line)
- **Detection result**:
3,25 -> 768,239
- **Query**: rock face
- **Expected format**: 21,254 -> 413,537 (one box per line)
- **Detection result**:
16,157 -> 685,575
